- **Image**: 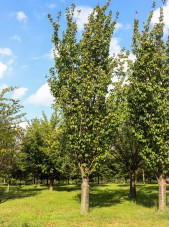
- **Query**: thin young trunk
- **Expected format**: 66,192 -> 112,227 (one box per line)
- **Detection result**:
37,178 -> 41,188
80,177 -> 89,214
129,170 -> 136,200
33,176 -> 36,184
158,170 -> 166,212
49,178 -> 54,191
46,177 -> 49,186
98,174 -> 100,184
7,183 -> 10,192
3,178 -> 6,184
142,169 -> 145,185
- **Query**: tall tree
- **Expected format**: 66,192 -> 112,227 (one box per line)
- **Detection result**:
48,1 -> 117,214
128,5 -> 169,211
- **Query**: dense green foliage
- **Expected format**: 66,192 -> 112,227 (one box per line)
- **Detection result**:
48,2 -> 118,178
128,6 -> 169,170
0,87 -> 25,185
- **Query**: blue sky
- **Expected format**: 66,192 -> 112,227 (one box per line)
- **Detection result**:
0,0 -> 168,126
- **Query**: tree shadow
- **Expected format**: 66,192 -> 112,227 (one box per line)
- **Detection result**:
74,184 -> 161,209
74,184 -> 129,208
116,184 -> 159,208
53,184 -> 81,192
0,185 -> 46,203
136,185 -> 159,208
53,183 -> 112,192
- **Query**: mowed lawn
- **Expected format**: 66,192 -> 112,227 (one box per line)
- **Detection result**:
1,183 -> 169,227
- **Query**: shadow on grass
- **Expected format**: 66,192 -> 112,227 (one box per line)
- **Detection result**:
0,185 -> 46,203
54,184 -> 81,192
74,184 -> 128,209
118,184 -> 159,208
74,184 -> 159,209
136,185 -> 158,208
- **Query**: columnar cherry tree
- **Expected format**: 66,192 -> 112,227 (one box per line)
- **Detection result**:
128,5 -> 169,211
48,1 -> 117,214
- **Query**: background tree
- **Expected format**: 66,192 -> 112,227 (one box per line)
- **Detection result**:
128,6 -> 169,211
107,73 -> 144,200
0,87 -> 25,190
22,111 -> 65,189
48,1 -> 118,214
39,112 -> 65,190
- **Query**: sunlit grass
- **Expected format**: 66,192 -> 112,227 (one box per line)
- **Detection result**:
0,183 -> 169,226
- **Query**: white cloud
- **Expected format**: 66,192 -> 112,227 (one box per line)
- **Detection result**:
115,23 -> 131,31
10,35 -> 22,42
115,23 -> 124,30
12,87 -> 28,100
129,52 -> 136,62
43,48 -> 54,59
19,121 -> 28,129
43,47 -> 59,60
74,6 -> 93,31
16,11 -> 28,23
0,62 -> 7,79
0,48 -> 13,56
26,83 -> 54,106
48,3 -> 57,9
151,0 -> 169,34
109,37 -> 121,56
0,84 -> 8,91
0,48 -> 14,78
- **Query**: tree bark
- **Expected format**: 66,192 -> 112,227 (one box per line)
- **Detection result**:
80,177 -> 89,214
130,170 -> 136,200
158,173 -> 166,212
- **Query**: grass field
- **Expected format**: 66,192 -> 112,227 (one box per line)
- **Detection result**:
0,183 -> 169,227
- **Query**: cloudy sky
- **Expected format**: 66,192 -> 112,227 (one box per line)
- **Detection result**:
0,0 -> 168,122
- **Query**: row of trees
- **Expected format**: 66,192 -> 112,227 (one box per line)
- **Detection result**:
0,0 -> 168,214
47,0 -> 169,214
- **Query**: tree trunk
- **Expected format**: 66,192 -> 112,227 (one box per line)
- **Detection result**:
97,174 -> 100,184
37,178 -> 41,188
49,178 -> 54,191
130,170 -> 136,200
7,183 -> 10,192
80,177 -> 89,214
33,176 -> 36,184
3,178 -> 6,184
46,177 -> 49,186
142,169 -> 145,185
158,173 -> 166,212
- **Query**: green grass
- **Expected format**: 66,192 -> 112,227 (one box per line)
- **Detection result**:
0,183 -> 169,226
